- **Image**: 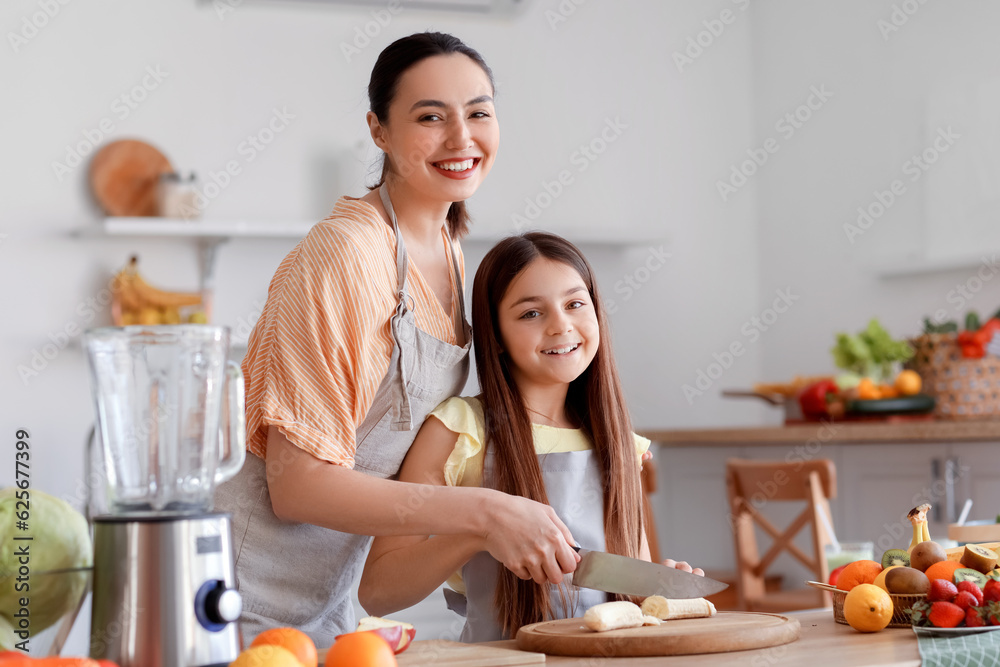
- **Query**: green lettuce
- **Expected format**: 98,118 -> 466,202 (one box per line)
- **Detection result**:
831,319 -> 914,383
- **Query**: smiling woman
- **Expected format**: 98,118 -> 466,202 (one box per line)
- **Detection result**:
213,33 -> 581,648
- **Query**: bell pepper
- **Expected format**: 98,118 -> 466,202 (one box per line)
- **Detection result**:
798,380 -> 843,419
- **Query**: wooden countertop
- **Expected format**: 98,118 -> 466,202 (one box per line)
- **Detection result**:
640,419 -> 1000,447
486,610 -> 920,666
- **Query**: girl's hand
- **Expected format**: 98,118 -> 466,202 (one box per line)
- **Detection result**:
641,450 -> 652,463
662,558 -> 705,577
482,492 -> 580,586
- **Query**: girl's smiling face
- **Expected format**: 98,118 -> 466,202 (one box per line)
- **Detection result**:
369,53 -> 499,204
497,257 -> 599,392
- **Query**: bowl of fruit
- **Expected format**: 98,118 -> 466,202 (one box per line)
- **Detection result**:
809,504 -> 1000,632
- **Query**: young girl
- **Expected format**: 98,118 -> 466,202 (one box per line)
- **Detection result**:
359,232 -> 702,641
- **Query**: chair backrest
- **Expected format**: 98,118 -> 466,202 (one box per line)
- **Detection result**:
726,458 -> 837,609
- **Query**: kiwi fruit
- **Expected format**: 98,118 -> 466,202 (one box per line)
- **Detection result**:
885,566 -> 931,594
954,568 -> 988,587
910,541 -> 947,572
881,549 -> 910,569
961,544 -> 999,574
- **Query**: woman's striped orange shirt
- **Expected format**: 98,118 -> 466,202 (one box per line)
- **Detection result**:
241,196 -> 465,467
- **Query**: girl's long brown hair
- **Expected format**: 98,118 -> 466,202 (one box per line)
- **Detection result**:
471,232 -> 644,638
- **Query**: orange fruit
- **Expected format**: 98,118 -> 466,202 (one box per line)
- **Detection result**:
924,560 -> 964,583
873,565 -> 901,592
857,378 -> 881,400
836,560 -> 883,591
843,584 -> 893,632
878,384 -> 899,399
251,627 -> 318,667
230,645 -> 302,667
326,632 -> 397,667
895,370 -> 922,396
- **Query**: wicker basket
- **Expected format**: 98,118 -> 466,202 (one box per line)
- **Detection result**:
807,581 -> 921,629
906,334 -> 1000,419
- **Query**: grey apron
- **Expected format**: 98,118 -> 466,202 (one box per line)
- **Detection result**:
447,447 -> 610,643
215,186 -> 471,647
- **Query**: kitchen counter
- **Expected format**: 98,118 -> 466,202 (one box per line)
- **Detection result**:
641,418 -> 1000,447
486,610 -> 921,666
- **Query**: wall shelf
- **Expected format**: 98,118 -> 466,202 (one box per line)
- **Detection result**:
877,251 -> 1000,278
92,217 -> 316,289
80,217 -> 663,288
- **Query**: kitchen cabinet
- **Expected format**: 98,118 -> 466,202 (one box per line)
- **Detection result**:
952,443 -> 1000,523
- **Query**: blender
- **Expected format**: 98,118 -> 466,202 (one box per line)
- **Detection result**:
82,325 -> 246,667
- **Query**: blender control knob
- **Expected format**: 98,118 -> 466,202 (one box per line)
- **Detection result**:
197,580 -> 243,629
207,586 -> 242,624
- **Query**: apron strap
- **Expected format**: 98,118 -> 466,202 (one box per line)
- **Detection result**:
379,185 -> 415,431
378,185 -> 470,430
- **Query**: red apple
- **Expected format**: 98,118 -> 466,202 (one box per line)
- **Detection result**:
336,616 -> 416,655
828,564 -> 848,587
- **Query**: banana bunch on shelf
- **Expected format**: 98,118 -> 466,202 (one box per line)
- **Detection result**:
112,255 -> 208,326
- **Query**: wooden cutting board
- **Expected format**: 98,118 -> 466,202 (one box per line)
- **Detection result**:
516,612 -> 800,657
89,138 -> 172,216
318,639 -> 545,665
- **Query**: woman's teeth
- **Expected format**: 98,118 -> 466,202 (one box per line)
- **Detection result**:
435,159 -> 475,172
543,344 -> 580,355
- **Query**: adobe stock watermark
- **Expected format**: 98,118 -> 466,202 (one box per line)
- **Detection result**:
511,117 -> 627,231
923,254 -> 1000,327
682,287 -> 800,404
842,125 -> 959,244
717,84 -> 833,202
16,272 -> 131,386
51,65 -> 169,183
7,0 -> 74,54
339,0 -> 404,63
604,246 -> 672,315
877,0 -> 933,41
544,0 -> 588,31
174,107 -> 296,218
726,420 -> 842,530
232,298 -> 267,346
672,0 -> 751,74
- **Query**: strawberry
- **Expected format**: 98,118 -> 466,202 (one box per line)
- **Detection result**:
928,579 -> 959,603
928,601 -> 966,628
954,590 -> 980,612
966,606 -> 987,627
984,579 -> 1000,604
957,580 -> 984,606
988,601 -> 1000,626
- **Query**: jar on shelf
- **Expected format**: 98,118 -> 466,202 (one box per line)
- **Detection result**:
157,172 -> 202,220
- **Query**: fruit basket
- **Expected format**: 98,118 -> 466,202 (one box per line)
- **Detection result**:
906,333 -> 1000,419
806,581 -> 922,629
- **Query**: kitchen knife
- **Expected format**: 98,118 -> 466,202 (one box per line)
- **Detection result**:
572,548 -> 728,599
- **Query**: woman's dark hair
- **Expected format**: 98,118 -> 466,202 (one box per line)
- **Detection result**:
472,232 -> 644,637
368,32 -> 495,240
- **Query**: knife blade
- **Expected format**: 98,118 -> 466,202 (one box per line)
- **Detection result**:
572,548 -> 728,599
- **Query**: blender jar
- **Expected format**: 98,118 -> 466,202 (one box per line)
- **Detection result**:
83,325 -> 245,514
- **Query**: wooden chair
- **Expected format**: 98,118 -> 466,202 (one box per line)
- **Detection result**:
726,458 -> 837,612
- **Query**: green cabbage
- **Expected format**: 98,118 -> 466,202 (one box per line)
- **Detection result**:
0,488 -> 91,640
0,615 -> 14,651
